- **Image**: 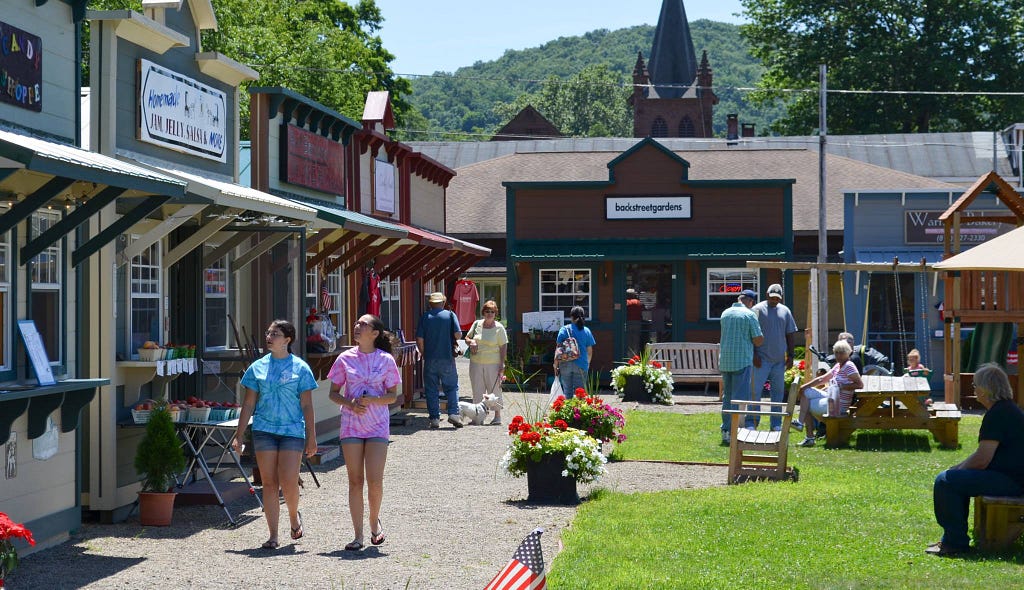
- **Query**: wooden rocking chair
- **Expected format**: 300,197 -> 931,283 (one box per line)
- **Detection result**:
724,381 -> 801,484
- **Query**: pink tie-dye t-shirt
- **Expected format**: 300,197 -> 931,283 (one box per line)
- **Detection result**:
327,347 -> 401,440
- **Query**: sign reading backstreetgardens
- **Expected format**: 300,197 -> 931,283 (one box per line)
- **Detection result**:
138,59 -> 227,162
605,196 -> 692,220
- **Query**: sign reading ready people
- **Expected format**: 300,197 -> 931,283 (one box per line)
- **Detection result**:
904,210 -> 1015,245
605,196 -> 692,220
0,20 -> 42,112
138,59 -> 227,162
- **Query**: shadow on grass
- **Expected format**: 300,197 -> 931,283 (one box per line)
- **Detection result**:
851,430 -> 937,452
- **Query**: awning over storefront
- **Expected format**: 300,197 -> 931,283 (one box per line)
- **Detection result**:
0,128 -> 191,267
855,248 -> 944,265
510,239 -> 785,261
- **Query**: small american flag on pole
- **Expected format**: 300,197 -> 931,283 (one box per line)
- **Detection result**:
484,528 -> 546,590
320,272 -> 332,313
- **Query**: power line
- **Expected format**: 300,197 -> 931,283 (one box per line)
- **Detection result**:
244,62 -> 1024,97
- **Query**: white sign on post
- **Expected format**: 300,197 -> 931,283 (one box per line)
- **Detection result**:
17,320 -> 55,386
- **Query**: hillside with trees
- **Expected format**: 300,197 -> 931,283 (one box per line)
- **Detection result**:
404,20 -> 783,140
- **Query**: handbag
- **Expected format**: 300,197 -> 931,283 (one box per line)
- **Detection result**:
555,324 -> 580,363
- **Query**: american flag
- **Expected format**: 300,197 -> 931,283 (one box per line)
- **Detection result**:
484,528 -> 546,590
320,272 -> 332,313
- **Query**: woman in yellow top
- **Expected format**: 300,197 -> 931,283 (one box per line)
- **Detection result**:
464,300 -> 508,424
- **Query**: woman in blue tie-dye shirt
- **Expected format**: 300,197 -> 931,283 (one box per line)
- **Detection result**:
232,319 -> 318,550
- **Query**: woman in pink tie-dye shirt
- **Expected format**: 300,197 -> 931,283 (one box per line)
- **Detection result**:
327,314 -> 401,551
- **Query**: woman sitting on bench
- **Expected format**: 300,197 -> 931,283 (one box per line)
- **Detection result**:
792,340 -> 863,447
927,363 -> 1024,557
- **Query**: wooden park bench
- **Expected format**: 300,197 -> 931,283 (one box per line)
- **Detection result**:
646,342 -> 723,398
820,375 -> 960,449
974,496 -> 1024,551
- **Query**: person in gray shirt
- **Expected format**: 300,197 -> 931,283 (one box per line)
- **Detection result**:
752,284 -> 799,431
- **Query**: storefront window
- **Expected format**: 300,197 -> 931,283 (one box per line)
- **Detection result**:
379,277 -> 400,332
707,268 -> 758,320
539,269 -> 591,319
30,211 -> 61,363
204,253 -> 229,350
306,258 -> 344,334
129,240 -> 161,354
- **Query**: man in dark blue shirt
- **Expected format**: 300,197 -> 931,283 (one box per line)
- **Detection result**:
928,363 -> 1024,556
416,292 -> 464,429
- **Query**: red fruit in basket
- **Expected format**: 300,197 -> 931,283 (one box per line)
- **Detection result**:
141,402 -> 151,410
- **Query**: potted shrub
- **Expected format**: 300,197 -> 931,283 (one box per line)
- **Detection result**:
134,402 -> 185,526
609,351 -> 674,404
501,416 -> 607,505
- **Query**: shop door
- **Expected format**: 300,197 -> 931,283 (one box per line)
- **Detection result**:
478,280 -> 505,321
624,263 -> 673,355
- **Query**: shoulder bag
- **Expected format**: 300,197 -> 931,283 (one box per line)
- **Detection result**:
555,323 -> 580,363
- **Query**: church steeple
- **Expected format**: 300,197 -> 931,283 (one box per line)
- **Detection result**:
646,0 -> 698,99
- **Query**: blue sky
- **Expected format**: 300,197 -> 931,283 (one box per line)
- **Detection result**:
374,0 -> 747,76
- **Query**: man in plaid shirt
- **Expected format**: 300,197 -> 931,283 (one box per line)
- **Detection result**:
719,290 -> 764,444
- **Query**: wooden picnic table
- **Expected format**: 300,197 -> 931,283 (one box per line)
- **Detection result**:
822,375 -> 960,448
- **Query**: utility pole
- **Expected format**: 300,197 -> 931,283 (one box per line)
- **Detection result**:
818,64 -> 829,349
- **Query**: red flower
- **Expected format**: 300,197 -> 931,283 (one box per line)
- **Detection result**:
555,395 -> 566,403
575,389 -> 587,399
518,423 -> 532,433
519,431 -> 541,445
554,419 -> 569,430
798,360 -> 806,370
552,399 -> 564,411
651,361 -> 662,369
632,355 -> 641,361
628,359 -> 636,365
0,512 -> 35,546
511,415 -> 524,425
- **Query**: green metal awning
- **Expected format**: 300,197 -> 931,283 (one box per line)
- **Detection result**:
510,238 -> 788,261
288,198 -> 407,238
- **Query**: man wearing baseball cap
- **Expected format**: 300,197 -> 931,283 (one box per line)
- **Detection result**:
718,289 -> 763,444
752,283 -> 799,431
416,292 -> 464,429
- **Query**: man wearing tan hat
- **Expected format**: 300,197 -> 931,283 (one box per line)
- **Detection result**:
416,292 -> 464,429
752,283 -> 798,431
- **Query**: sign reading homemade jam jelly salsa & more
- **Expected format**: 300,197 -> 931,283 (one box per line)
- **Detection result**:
605,196 -> 692,220
138,59 -> 227,162
0,20 -> 42,112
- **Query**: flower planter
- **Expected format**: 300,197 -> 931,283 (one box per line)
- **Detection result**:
622,374 -> 652,403
138,491 -> 177,526
525,452 -> 580,505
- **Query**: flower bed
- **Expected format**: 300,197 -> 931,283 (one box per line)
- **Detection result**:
547,388 -> 626,443
610,353 -> 674,404
501,416 -> 607,483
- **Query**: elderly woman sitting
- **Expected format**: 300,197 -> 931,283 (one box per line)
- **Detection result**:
791,340 -> 863,447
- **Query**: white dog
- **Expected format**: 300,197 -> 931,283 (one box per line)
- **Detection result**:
458,394 -> 503,425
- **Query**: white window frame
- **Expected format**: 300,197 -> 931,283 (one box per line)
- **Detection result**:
378,276 -> 400,331
538,268 -> 592,320
324,262 -> 344,334
204,252 -> 229,350
128,236 -> 162,358
30,210 -> 63,364
706,267 -> 759,321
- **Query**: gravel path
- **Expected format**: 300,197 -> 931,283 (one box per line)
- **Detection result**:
9,361 -> 724,589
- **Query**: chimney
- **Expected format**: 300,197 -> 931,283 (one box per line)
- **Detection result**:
726,114 -> 738,144
742,123 -> 755,138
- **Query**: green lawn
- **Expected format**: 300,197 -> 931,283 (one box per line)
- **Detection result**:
548,411 -> 1024,589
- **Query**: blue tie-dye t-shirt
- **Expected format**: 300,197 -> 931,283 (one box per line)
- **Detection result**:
240,353 -> 318,439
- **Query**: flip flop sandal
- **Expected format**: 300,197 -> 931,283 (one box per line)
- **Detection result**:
261,539 -> 279,550
344,539 -> 364,551
291,511 -> 304,540
370,519 -> 386,546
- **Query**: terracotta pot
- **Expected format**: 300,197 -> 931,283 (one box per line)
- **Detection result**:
622,374 -> 652,403
138,491 -> 177,526
525,452 -> 579,505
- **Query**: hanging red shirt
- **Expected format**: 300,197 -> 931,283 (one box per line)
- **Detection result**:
452,280 -> 479,330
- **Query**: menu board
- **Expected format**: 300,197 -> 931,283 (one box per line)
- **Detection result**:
17,320 -> 55,386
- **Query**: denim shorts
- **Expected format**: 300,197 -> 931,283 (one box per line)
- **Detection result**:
252,430 -> 306,453
340,437 -> 389,445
